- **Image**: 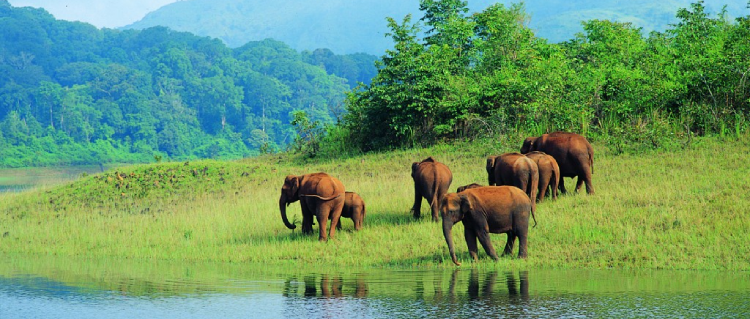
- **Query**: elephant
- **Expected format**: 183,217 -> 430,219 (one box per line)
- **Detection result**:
524,151 -> 560,202
487,153 -> 539,212
440,186 -> 536,266
279,172 -> 345,241
457,183 -> 483,193
332,191 -> 366,231
520,131 -> 594,194
411,156 -> 453,222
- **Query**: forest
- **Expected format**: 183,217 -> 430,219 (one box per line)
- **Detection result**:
0,0 -> 376,167
335,0 -> 750,155
1,0 -> 749,167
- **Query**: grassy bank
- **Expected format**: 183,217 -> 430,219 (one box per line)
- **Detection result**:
1,136 -> 748,270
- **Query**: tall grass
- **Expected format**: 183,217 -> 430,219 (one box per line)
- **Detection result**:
1,136 -> 748,270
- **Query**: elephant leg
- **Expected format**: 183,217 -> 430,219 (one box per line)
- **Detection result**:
513,213 -> 529,258
430,200 -> 440,222
353,210 -> 363,231
301,202 -> 314,234
411,185 -> 423,219
316,210 -> 329,241
503,232 -> 516,256
575,175 -> 584,193
517,232 -> 528,259
326,198 -> 345,240
583,168 -> 595,195
558,177 -> 568,194
552,175 -> 559,200
464,228 -> 479,262
476,228 -> 499,261
537,175 -> 549,202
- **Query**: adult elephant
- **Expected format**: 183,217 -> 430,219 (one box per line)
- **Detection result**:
524,151 -> 560,202
279,172 -> 345,241
411,156 -> 453,222
520,131 -> 594,194
440,186 -> 535,266
487,153 -> 539,211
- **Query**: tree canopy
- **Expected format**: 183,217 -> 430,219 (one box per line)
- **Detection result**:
0,2 -> 377,167
342,1 -> 750,153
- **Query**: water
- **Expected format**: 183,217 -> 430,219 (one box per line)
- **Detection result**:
0,165 -> 113,193
1,256 -> 748,319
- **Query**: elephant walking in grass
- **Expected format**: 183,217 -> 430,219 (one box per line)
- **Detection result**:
487,153 -> 539,212
441,186 -> 535,266
524,151 -> 560,202
411,156 -> 453,222
279,172 -> 345,241
521,131 -> 594,195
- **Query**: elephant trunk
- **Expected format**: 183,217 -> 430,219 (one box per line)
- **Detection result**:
279,196 -> 296,230
442,220 -> 460,266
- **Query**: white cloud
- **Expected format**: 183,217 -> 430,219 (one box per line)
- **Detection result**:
7,0 -> 179,28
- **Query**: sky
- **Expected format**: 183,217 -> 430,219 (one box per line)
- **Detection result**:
7,0 -> 180,28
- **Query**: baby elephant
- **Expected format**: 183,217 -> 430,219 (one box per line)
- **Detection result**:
330,191 -> 366,231
441,186 -> 536,266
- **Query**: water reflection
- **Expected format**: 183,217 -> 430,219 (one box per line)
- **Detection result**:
1,256 -> 749,319
282,273 -> 368,298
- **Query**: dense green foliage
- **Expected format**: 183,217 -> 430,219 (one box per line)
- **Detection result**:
342,1 -> 750,152
124,0 -> 745,54
0,1 -> 376,167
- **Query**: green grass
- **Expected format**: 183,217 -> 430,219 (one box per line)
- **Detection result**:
1,136 -> 748,270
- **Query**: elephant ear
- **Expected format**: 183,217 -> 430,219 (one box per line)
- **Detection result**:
459,193 -> 474,214
486,156 -> 496,172
284,175 -> 300,197
411,162 -> 420,177
521,137 -> 535,153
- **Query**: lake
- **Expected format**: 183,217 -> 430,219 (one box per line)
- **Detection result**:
0,255 -> 748,318
0,165 -> 117,193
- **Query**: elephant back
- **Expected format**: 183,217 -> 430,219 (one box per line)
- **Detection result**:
300,172 -> 345,199
493,153 -> 525,185
412,157 -> 453,203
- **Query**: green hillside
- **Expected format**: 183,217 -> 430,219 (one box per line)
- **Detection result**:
0,1 -> 376,167
1,136 -> 748,269
123,0 -> 747,54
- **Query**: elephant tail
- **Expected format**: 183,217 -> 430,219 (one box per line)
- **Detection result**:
362,201 -> 367,222
588,143 -> 594,175
530,200 -> 537,228
300,193 -> 343,201
429,172 -> 442,209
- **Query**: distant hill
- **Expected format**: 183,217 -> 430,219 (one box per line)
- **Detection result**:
0,2 -> 375,167
123,0 -> 747,54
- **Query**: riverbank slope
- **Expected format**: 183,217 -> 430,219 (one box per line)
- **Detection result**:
1,136 -> 748,270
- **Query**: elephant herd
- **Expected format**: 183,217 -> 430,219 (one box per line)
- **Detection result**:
278,131 -> 594,265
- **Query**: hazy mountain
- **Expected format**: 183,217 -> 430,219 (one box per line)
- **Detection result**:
123,0 -> 747,54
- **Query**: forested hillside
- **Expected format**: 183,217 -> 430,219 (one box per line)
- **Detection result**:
123,0 -> 746,54
0,1 -> 377,167
332,1 -> 750,154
